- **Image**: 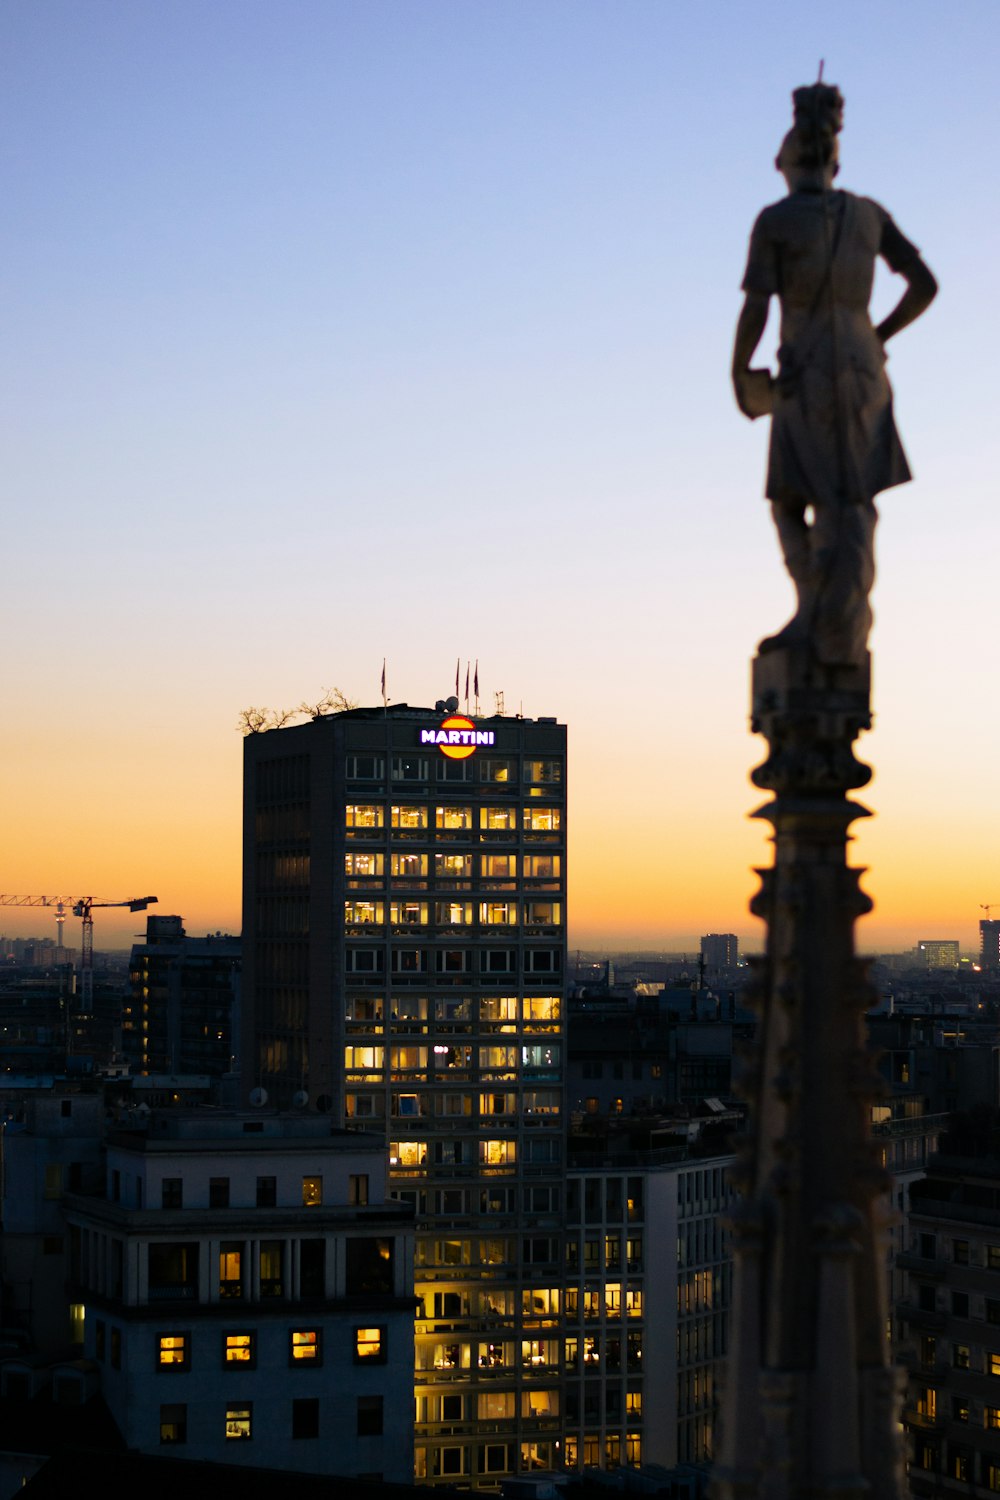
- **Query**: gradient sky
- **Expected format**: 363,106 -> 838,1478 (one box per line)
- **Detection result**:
3,0 -> 997,953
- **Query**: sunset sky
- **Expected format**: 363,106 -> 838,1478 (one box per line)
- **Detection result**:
3,0 -> 997,953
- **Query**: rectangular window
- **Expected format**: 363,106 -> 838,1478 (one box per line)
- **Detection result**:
390,900 -> 428,926
290,1329 -> 321,1363
481,807 -> 517,831
160,1404 -> 187,1444
987,1406 -> 1000,1429
345,851 -> 384,881
345,900 -> 384,926
349,1174 -> 369,1207
354,1326 -> 386,1363
479,759 -> 514,783
292,1397 -> 319,1439
952,1396 -> 969,1423
110,1328 -> 121,1369
346,755 -> 383,780
435,852 -> 473,879
95,1320 -> 106,1361
391,804 -> 427,830
524,759 -> 562,784
392,756 -> 427,782
523,807 -> 561,833
225,1404 -> 252,1440
391,852 -> 428,879
224,1332 -> 255,1367
260,1241 -> 284,1298
157,1333 -> 189,1370
256,1176 -> 276,1208
436,806 -> 474,830
161,1178 -> 183,1210
209,1177 -> 230,1209
953,1238 -> 969,1265
302,1176 -> 322,1207
952,1291 -> 969,1317
346,804 -> 384,830
357,1395 -> 383,1436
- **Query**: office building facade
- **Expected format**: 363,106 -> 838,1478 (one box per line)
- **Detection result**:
242,704 -> 566,1486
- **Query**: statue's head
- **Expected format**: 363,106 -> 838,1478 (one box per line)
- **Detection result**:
776,82 -> 844,190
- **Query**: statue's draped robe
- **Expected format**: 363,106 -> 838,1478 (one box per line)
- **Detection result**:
742,190 -> 917,507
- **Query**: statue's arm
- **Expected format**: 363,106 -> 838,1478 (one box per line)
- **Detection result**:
875,255 -> 937,345
731,292 -> 771,419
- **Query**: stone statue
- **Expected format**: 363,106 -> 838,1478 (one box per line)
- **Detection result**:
732,84 -> 936,664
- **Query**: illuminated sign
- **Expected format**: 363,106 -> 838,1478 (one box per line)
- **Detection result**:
420,715 -> 495,760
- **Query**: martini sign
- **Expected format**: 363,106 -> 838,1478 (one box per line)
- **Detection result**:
420,715 -> 495,761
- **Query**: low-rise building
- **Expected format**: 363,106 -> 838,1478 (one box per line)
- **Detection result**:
62,1110 -> 416,1482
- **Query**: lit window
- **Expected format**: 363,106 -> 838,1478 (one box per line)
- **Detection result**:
436,806 -> 473,830
344,900 -> 384,926
225,1403 -> 252,1440
523,808 -> 561,833
345,851 -> 384,880
160,1404 -> 187,1444
346,804 -> 383,829
302,1176 -> 322,1207
157,1333 -> 188,1370
224,1332 -> 254,1366
988,1406 -> 1000,1429
349,1174 -> 369,1206
480,901 -> 517,926
290,1329 -> 320,1363
217,1242 -> 241,1302
391,804 -> 427,829
355,1326 -> 385,1363
481,807 -> 517,831
990,1352 -> 1000,1377
69,1303 -> 85,1344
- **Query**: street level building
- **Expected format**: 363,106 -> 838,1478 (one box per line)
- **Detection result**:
62,1111 -> 415,1482
241,704 -> 566,1487
897,1128 -> 1000,1494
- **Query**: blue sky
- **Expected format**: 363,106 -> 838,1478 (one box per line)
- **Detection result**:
3,0 -> 997,948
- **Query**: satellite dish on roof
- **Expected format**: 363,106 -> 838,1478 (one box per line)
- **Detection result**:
249,1086 -> 268,1107
315,1094 -> 332,1114
292,1090 -> 309,1109
446,696 -> 459,711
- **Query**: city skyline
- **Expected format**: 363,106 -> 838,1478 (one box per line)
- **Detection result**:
4,1 -> 997,951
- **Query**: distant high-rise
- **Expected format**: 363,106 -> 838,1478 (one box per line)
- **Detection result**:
242,702 -> 566,1486
981,920 -> 1000,970
125,915 -> 240,1075
916,938 -> 959,970
700,933 -> 739,969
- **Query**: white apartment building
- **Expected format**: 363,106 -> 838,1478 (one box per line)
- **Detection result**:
62,1110 -> 416,1482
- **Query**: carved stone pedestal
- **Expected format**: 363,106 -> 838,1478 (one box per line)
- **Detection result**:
710,648 -> 906,1499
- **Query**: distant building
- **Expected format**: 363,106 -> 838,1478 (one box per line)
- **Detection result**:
125,916 -> 240,1076
917,939 -> 960,970
981,920 -> 1000,971
700,935 -> 738,970
63,1110 -> 416,1481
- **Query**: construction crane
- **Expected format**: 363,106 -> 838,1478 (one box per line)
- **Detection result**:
980,904 -> 1000,919
73,896 -> 157,1010
0,894 -> 76,951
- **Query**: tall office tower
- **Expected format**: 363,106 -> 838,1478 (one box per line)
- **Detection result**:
699,933 -> 738,970
981,920 -> 1000,970
242,703 -> 566,1488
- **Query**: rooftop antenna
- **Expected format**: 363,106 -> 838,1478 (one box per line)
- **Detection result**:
817,57 -> 824,81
